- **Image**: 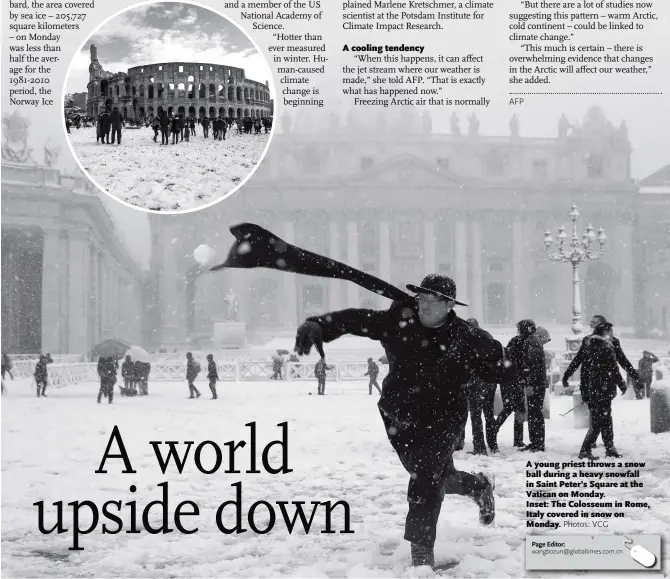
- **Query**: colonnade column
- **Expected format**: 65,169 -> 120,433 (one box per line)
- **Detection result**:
379,219 -> 391,308
281,219 -> 298,327
471,220 -> 484,321
328,219 -> 343,311
455,218 -> 469,317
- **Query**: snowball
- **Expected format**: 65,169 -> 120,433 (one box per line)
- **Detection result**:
193,244 -> 216,265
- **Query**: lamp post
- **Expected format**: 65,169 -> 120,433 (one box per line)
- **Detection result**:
544,204 -> 607,357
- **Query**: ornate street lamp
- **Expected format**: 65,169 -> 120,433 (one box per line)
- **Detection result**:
544,204 -> 607,357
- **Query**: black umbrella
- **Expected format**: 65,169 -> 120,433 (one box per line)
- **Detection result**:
211,223 -> 410,303
91,338 -> 131,359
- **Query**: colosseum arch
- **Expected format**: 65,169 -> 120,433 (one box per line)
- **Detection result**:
157,83 -> 164,98
219,107 -> 225,117
209,106 -> 216,117
218,84 -> 224,96
228,86 -> 234,100
244,108 -> 249,117
228,107 -> 234,118
139,107 -> 145,118
139,84 -> 144,97
198,106 -> 205,118
178,105 -> 185,116
244,87 -> 249,100
167,106 -> 173,116
188,84 -> 195,99
157,106 -> 164,116
115,85 -> 120,96
236,87 -> 242,101
209,83 -> 215,97
199,83 -> 206,98
177,82 -> 185,91
123,106 -> 128,118
256,109 -> 260,118
188,105 -> 196,117
188,75 -> 194,83
237,108 -> 242,118
148,106 -> 154,117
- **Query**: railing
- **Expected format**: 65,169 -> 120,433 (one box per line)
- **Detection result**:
11,358 -> 668,390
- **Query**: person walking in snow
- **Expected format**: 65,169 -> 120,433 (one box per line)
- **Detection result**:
186,352 -> 201,398
492,319 -> 535,450
464,319 -> 498,455
364,357 -> 382,395
97,356 -> 116,404
121,355 -> 136,396
314,357 -> 333,395
294,274 -> 516,568
637,350 -> 659,399
207,353 -> 218,399
563,314 -> 640,448
34,353 -> 53,397
577,322 -> 627,459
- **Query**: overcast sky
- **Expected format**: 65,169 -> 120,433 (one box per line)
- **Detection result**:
66,2 -> 274,95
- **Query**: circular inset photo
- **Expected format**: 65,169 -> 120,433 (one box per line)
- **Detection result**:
63,1 -> 275,213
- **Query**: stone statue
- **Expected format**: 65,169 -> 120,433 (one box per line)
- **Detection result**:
468,113 -> 479,136
450,112 -> 461,136
43,138 -> 61,167
2,111 -> 36,164
558,113 -> 570,139
223,289 -> 239,322
619,120 -> 629,143
510,114 -> 519,138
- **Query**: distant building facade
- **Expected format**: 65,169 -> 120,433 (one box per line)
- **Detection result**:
85,45 -> 273,120
146,107 -> 668,346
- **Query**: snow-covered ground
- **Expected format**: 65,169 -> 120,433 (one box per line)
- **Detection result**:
67,127 -> 270,212
2,379 -> 668,578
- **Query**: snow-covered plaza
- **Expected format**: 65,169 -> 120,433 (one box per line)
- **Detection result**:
2,378 -> 668,578
67,127 -> 270,212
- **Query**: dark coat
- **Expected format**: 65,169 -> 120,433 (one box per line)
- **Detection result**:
202,117 -> 210,128
582,336 -> 626,403
121,359 -> 135,380
34,357 -> 49,383
638,353 -> 659,379
160,114 -> 170,129
308,304 -> 515,425
110,110 -> 123,129
100,113 -> 111,132
186,358 -> 200,381
365,360 -> 379,379
564,334 -> 638,387
314,359 -> 332,379
207,360 -> 218,381
97,357 -> 117,384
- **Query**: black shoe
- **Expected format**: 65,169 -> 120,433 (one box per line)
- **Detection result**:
578,450 -> 599,460
514,441 -> 526,448
469,472 -> 495,525
489,445 -> 500,454
410,543 -> 435,568
467,449 -> 488,456
196,392 -> 201,398
605,447 -> 622,458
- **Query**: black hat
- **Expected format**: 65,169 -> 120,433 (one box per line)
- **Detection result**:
406,274 -> 468,306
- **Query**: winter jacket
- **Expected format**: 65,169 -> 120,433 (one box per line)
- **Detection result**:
582,336 -> 626,403
202,117 -> 210,128
110,110 -> 123,129
34,357 -> 50,383
97,357 -> 117,384
186,358 -> 200,381
207,360 -> 219,381
638,353 -> 659,379
160,114 -> 170,130
314,359 -> 332,379
365,360 -> 379,379
307,304 -> 516,425
121,359 -> 135,380
564,334 -> 638,387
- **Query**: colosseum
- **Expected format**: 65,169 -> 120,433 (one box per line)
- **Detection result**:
85,45 -> 274,121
